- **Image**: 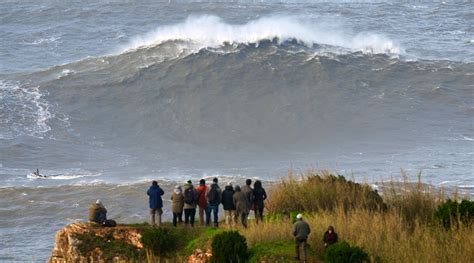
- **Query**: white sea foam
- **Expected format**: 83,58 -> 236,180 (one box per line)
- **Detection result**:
24,36 -> 60,46
0,80 -> 52,139
58,69 -> 75,79
438,180 -> 459,186
27,172 -> 101,180
122,15 -> 404,56
463,136 -> 474,141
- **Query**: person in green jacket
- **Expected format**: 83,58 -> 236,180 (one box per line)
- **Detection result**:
293,213 -> 311,262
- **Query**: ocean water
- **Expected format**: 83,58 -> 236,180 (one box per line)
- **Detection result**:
1,1 -> 473,261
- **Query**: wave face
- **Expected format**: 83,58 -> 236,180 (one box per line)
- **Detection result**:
2,37 -> 472,179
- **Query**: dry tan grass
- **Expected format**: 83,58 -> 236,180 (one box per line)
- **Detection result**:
265,170 -> 385,214
240,170 -> 474,262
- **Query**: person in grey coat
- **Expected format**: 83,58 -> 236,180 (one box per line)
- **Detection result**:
233,185 -> 250,228
241,179 -> 254,210
293,213 -> 311,262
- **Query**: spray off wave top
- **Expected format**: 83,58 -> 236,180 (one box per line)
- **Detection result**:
122,15 -> 404,56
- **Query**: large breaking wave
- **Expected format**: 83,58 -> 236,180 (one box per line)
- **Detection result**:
0,15 -> 472,178
122,15 -> 404,55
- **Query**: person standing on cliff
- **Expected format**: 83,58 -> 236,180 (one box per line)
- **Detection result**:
205,177 -> 222,227
88,199 -> 107,224
253,180 -> 267,224
241,179 -> 254,213
183,180 -> 199,227
196,179 -> 208,226
221,182 -> 236,227
147,180 -> 164,226
233,185 -> 250,228
293,213 -> 311,263
171,185 -> 184,227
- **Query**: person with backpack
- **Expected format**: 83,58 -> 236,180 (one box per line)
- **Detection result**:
196,179 -> 208,226
147,181 -> 165,226
183,180 -> 198,227
205,177 -> 222,227
88,200 -> 117,227
171,185 -> 184,227
233,185 -> 250,228
221,182 -> 236,227
253,180 -> 267,224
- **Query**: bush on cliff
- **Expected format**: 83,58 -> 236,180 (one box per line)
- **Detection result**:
141,227 -> 178,260
324,241 -> 369,263
211,231 -> 248,263
266,170 -> 386,215
434,199 -> 474,228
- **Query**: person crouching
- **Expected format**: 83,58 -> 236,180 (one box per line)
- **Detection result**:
88,199 -> 107,224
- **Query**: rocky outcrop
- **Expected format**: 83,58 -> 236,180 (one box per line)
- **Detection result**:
187,249 -> 212,263
48,222 -> 143,263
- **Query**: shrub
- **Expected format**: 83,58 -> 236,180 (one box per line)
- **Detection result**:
324,241 -> 369,263
434,199 -> 474,228
383,171 -> 439,226
141,227 -> 178,259
211,231 -> 248,263
266,170 -> 386,215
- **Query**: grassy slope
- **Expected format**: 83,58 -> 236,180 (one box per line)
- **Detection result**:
75,170 -> 474,262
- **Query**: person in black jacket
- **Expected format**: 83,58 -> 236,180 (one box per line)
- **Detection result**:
221,183 -> 236,227
253,180 -> 267,224
323,225 -> 338,248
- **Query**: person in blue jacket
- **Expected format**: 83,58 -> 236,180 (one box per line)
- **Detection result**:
147,180 -> 164,226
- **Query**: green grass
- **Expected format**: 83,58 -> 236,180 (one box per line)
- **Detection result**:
184,227 -> 224,254
75,232 -> 145,260
248,240 -> 319,263
71,170 -> 473,263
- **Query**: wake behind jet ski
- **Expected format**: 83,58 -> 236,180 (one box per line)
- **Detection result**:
31,169 -> 47,178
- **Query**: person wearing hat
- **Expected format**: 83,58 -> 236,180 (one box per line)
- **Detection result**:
88,199 -> 107,224
183,180 -> 199,227
171,185 -> 184,227
293,213 -> 311,262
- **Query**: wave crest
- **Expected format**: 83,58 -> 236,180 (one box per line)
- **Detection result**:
121,15 -> 404,55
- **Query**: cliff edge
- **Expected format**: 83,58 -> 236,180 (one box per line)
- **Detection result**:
48,222 -> 142,263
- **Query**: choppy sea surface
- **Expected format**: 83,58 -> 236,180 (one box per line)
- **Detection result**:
1,1 -> 473,261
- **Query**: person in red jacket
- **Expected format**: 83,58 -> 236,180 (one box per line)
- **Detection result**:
323,225 -> 339,248
196,179 -> 208,226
